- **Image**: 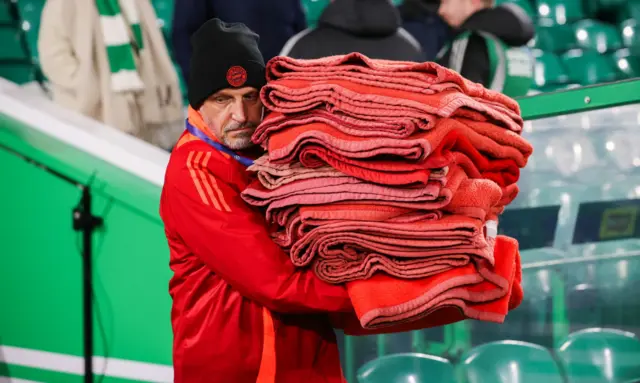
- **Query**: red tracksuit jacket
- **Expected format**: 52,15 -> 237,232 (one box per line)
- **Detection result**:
159,125 -> 351,382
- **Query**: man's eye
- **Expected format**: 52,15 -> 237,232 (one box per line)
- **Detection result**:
244,94 -> 258,101
214,97 -> 228,103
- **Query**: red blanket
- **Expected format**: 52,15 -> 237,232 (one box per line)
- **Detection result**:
253,109 -> 432,144
265,176 -> 501,283
243,165 -> 468,223
265,53 -> 521,117
334,235 -> 522,331
262,118 -> 527,190
260,79 -> 522,132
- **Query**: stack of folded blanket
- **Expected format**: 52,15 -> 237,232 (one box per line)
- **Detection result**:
241,53 -> 533,332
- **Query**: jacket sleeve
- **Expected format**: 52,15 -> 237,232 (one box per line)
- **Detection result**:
292,0 -> 307,32
166,160 -> 352,314
37,0 -> 80,88
171,0 -> 212,84
458,34 -> 490,86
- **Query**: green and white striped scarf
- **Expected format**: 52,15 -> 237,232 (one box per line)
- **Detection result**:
95,0 -> 145,93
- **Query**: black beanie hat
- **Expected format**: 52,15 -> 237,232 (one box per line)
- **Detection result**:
188,18 -> 267,109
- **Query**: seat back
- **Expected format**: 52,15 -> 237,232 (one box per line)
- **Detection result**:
357,353 -> 456,383
557,328 -> 640,383
459,341 -> 565,383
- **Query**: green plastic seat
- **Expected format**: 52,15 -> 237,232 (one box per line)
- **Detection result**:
302,0 -> 330,28
152,0 -> 173,42
0,63 -> 36,84
357,353 -> 456,383
532,24 -> 576,52
496,0 -> 537,20
574,20 -> 624,53
0,0 -> 13,23
535,0 -> 588,24
597,0 -> 627,12
557,328 -> 640,383
0,27 -> 28,60
620,19 -> 640,55
534,51 -> 569,88
616,0 -> 640,24
562,50 -> 620,85
459,341 -> 564,383
15,0 -> 44,60
612,48 -> 640,78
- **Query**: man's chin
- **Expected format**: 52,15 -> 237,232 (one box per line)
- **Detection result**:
224,138 -> 255,151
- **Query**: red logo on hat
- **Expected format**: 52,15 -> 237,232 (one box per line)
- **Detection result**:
226,66 -> 248,87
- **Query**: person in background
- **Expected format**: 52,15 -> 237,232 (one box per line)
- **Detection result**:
436,0 -> 535,97
399,0 -> 452,61
160,18 -> 352,382
172,0 -> 307,84
38,0 -> 184,150
280,0 -> 425,62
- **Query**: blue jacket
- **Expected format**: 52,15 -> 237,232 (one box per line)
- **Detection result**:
172,0 -> 307,84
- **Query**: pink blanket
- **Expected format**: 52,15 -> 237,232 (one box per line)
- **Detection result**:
261,79 -> 522,133
243,165 -> 468,222
265,53 -> 521,117
286,213 -> 493,269
265,177 -> 501,283
253,109 -> 432,145
248,156 -> 346,190
249,156 -> 449,190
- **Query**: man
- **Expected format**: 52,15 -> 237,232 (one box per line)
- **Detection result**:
435,0 -> 535,97
398,0 -> 451,60
38,0 -> 184,150
279,0 -> 425,62
171,0 -> 307,85
159,19 -> 352,383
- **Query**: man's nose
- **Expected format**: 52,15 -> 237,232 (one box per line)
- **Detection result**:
230,99 -> 247,123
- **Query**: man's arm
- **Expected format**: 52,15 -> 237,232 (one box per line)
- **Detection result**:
37,0 -> 80,88
458,34 -> 491,85
166,155 -> 352,314
171,0 -> 212,84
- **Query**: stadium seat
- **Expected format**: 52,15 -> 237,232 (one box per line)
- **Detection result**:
15,0 -> 45,60
562,50 -> 620,85
496,0 -> 537,19
459,341 -> 564,383
535,0 -> 588,24
574,20 -> 624,53
533,51 -> 569,89
0,0 -> 13,23
616,1 -> 640,25
613,48 -> 640,78
597,0 -> 628,13
620,19 -> 640,54
302,0 -> 330,28
0,27 -> 28,60
357,353 -> 456,383
557,328 -> 640,383
152,0 -> 173,43
0,63 -> 36,84
566,283 -> 603,333
532,24 -> 576,52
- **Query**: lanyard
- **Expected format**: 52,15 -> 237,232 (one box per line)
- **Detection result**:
185,120 -> 254,167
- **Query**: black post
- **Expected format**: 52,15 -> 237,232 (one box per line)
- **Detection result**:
73,187 -> 103,383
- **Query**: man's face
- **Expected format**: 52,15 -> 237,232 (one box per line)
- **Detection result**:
439,0 -> 478,28
199,87 -> 263,150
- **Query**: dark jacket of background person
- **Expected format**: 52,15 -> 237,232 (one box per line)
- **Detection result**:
172,0 -> 307,83
280,0 -> 425,62
436,3 -> 534,86
399,0 -> 452,61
